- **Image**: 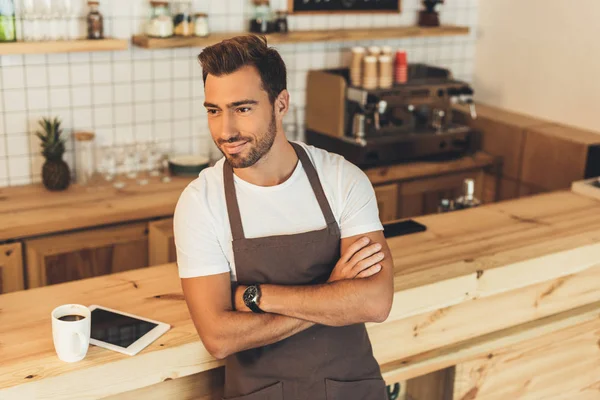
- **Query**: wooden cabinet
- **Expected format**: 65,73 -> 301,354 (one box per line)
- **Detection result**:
148,218 -> 176,266
374,184 -> 399,223
24,223 -> 149,289
0,242 -> 24,294
397,171 -> 486,219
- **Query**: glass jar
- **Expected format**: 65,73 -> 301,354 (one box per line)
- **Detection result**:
172,0 -> 192,37
249,0 -> 274,34
74,131 -> 96,186
194,13 -> 209,37
275,10 -> 288,33
0,0 -> 16,42
86,0 -> 103,40
147,0 -> 173,38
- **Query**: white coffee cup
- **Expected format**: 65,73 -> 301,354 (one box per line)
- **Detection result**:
51,304 -> 91,363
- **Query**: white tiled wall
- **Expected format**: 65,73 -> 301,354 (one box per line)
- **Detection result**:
0,0 -> 478,187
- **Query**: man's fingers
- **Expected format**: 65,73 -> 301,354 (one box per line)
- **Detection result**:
348,243 -> 382,267
351,252 -> 384,276
341,236 -> 371,263
356,264 -> 382,278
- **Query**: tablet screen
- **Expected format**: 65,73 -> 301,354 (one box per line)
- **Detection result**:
91,308 -> 158,348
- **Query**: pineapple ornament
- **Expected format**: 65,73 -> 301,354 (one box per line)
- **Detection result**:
36,117 -> 72,191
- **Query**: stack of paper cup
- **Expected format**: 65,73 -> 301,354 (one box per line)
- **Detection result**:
381,46 -> 393,56
362,56 -> 378,89
368,46 -> 381,56
395,49 -> 408,85
350,46 -> 365,87
378,55 -> 393,89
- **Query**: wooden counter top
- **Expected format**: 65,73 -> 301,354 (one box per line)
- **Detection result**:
0,152 -> 497,242
0,177 -> 192,242
2,190 -> 599,399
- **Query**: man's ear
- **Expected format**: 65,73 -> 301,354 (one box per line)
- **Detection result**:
275,89 -> 290,117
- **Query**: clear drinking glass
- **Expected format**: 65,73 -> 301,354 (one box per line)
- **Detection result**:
158,144 -> 172,183
21,0 -> 35,41
113,147 -> 127,189
148,140 -> 161,177
136,142 -> 150,185
96,146 -> 115,182
35,0 -> 51,40
124,143 -> 139,179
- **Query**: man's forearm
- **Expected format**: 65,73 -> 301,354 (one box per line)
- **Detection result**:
259,277 -> 392,327
194,309 -> 314,359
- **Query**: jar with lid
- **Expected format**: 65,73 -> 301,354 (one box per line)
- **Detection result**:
147,1 -> 173,38
87,1 -> 104,40
74,131 -> 96,186
172,0 -> 193,37
249,0 -> 275,34
275,10 -> 288,33
194,13 -> 209,37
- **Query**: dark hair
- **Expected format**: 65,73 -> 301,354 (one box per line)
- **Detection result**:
197,35 -> 287,105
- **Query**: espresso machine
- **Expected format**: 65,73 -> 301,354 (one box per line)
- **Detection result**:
305,64 -> 479,167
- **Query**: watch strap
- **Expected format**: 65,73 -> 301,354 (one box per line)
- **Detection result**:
247,300 -> 264,314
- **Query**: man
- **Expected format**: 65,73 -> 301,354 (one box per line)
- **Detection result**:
174,35 -> 394,400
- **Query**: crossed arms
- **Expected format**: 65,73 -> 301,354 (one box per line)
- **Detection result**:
181,230 -> 394,360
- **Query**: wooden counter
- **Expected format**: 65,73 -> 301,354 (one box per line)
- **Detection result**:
0,152 -> 497,243
2,189 -> 600,399
0,177 -> 191,242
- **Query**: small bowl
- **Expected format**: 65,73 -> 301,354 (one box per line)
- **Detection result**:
168,155 -> 210,176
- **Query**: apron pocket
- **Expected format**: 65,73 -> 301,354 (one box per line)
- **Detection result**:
223,381 -> 283,400
325,378 -> 386,400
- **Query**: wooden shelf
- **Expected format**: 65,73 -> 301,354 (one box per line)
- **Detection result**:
132,25 -> 470,49
0,38 -> 128,55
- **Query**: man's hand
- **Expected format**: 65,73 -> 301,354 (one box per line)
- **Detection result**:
327,236 -> 384,283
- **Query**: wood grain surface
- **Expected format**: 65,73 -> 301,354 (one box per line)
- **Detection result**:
132,26 -> 469,49
1,191 -> 600,399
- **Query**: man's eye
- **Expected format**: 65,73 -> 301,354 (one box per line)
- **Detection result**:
237,107 -> 251,113
207,109 -> 218,115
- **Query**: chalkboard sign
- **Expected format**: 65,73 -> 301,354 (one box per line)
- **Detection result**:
289,0 -> 402,13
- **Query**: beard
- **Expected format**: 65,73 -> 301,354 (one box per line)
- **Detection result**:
217,112 -> 277,169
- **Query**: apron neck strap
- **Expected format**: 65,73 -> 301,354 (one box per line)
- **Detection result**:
223,142 -> 338,241
289,142 -> 338,228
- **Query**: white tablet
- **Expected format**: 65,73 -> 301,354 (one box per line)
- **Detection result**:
88,305 -> 171,356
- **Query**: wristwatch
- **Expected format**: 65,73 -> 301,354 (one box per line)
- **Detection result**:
243,285 -> 264,313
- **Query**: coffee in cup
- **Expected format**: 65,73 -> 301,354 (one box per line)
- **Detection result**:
51,304 -> 91,362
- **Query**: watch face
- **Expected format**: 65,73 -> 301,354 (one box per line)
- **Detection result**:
243,286 -> 258,304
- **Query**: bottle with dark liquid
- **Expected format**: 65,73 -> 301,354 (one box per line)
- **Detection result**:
454,178 -> 480,210
87,0 -> 103,40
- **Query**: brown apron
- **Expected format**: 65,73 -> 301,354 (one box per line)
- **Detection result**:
222,142 -> 386,400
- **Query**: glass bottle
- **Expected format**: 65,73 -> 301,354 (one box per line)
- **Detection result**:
454,178 -> 481,210
275,10 -> 287,33
86,0 -> 103,39
249,0 -> 274,34
194,12 -> 209,37
147,1 -> 173,38
74,131 -> 96,186
0,0 -> 17,42
172,0 -> 192,37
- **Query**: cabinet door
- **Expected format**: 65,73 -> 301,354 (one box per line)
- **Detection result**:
398,171 -> 485,218
0,243 -> 24,294
148,218 -> 176,266
374,184 -> 399,224
25,223 -> 149,288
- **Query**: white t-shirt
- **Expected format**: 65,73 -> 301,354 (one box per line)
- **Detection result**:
174,141 -> 383,281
